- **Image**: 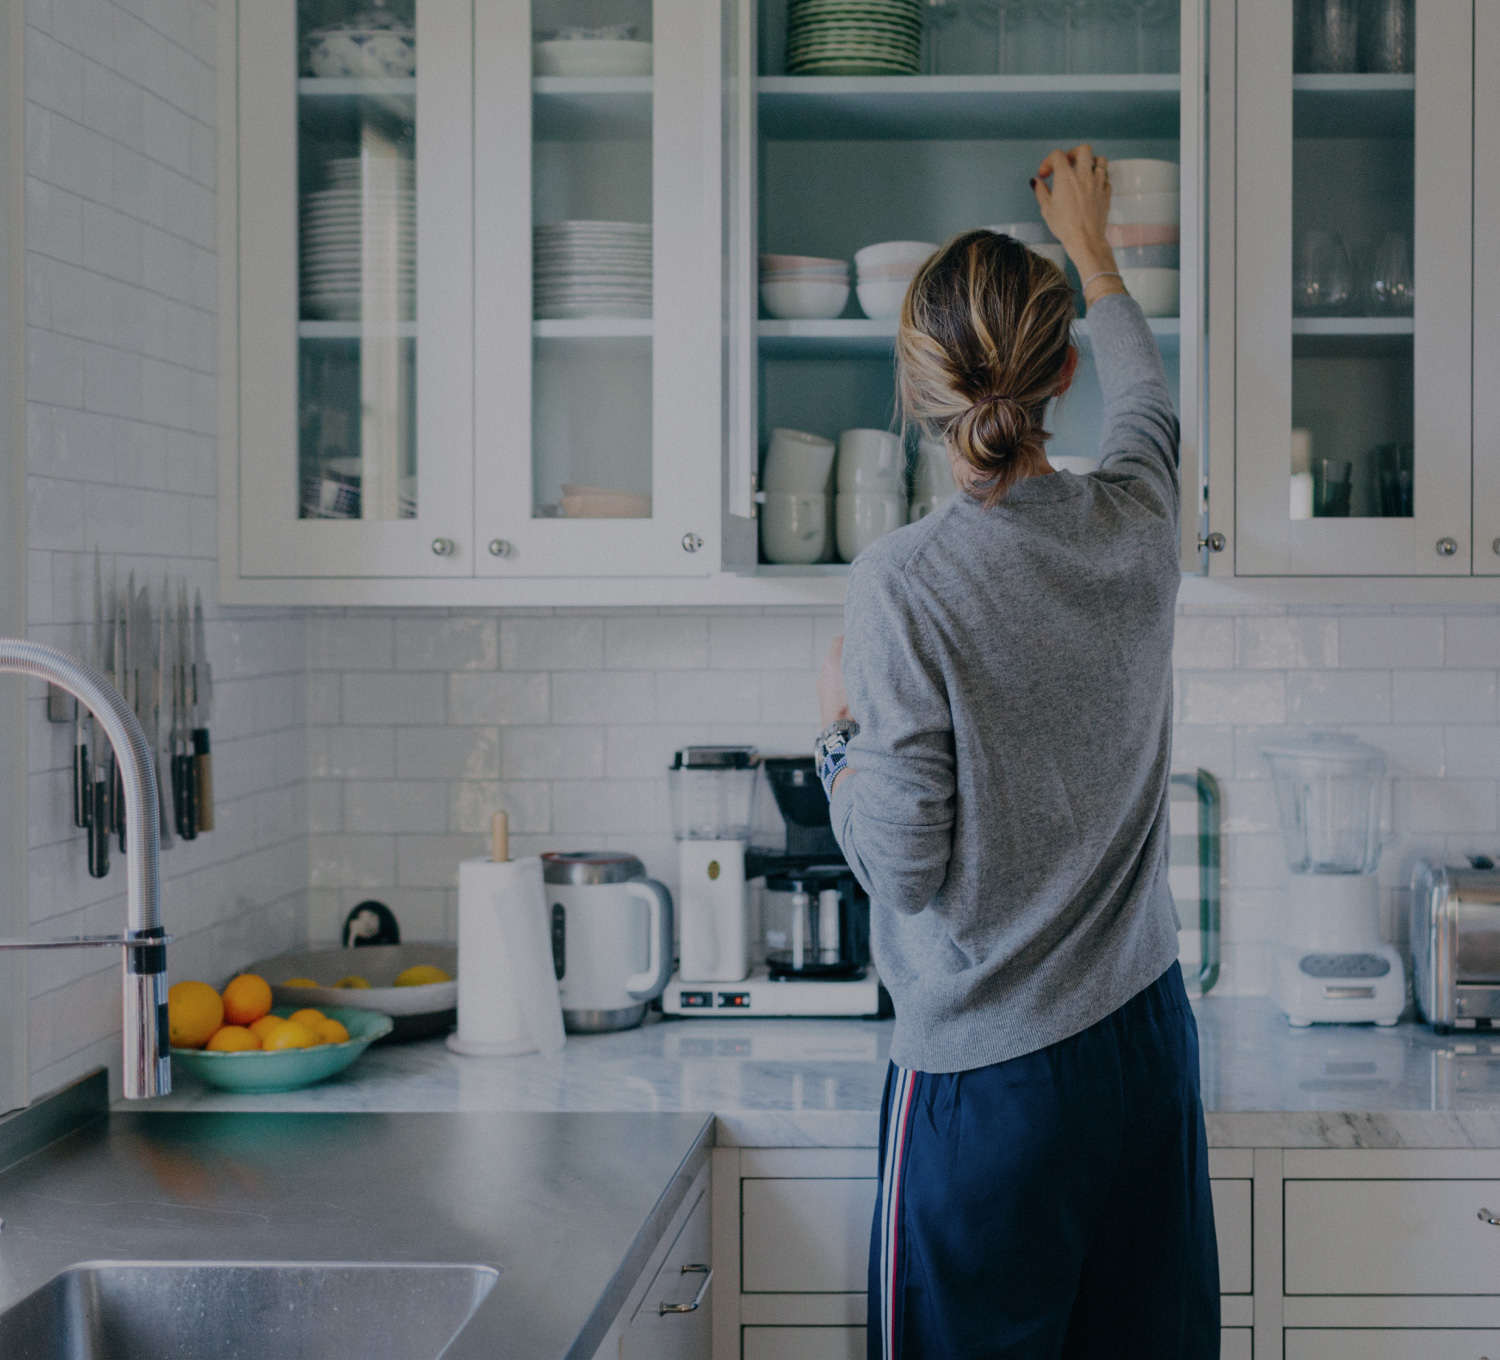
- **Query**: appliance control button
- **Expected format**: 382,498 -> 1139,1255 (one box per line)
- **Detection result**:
1299,952 -> 1392,979
678,991 -> 713,1009
717,992 -> 751,1009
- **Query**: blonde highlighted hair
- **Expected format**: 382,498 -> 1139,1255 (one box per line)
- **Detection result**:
896,230 -> 1076,509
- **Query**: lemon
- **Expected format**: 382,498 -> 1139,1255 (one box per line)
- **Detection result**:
205,1025 -> 260,1052
248,1016 -> 283,1043
287,1008 -> 326,1030
221,973 -> 273,1026
316,1018 -> 351,1045
395,965 -> 452,987
262,1020 -> 318,1051
168,981 -> 224,1050
335,975 -> 371,989
282,977 -> 319,988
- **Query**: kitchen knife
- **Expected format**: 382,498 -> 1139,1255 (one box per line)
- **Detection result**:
191,588 -> 214,832
116,571 -> 137,853
84,552 -> 108,878
74,553 -> 102,831
173,581 -> 197,840
154,576 -> 173,849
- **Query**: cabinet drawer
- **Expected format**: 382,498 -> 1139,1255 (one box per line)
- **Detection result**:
622,1187 -> 711,1360
1213,1179 -> 1252,1294
743,1326 -> 864,1360
1286,1330 -> 1500,1359
1221,1329 -> 1252,1360
742,1179 -> 877,1294
1286,1181 -> 1500,1294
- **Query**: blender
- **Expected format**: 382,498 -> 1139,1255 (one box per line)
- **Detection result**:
668,746 -> 757,983
1262,733 -> 1404,1026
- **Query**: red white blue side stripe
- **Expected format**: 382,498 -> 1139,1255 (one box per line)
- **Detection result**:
880,1065 -> 917,1360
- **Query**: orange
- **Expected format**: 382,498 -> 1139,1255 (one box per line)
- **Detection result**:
221,973 -> 273,1026
287,1008 -> 326,1030
248,1015 -> 283,1043
282,977 -> 319,988
315,1018 -> 350,1045
395,965 -> 451,986
205,1025 -> 260,1052
168,981 -> 224,1050
262,1020 -> 318,1051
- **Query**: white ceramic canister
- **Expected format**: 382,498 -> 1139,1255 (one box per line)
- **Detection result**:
541,851 -> 673,1033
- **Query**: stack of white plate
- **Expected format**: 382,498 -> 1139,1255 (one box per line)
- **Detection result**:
786,0 -> 923,75
301,157 -> 416,322
534,221 -> 652,320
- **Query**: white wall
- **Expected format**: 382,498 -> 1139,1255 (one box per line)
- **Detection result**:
23,0 -> 308,1100
306,602 -> 1500,996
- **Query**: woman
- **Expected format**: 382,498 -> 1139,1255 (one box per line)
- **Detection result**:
814,146 -> 1219,1359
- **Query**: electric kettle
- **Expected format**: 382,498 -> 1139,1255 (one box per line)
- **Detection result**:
541,851 -> 673,1033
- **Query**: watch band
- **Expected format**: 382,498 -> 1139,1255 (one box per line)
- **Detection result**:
814,719 -> 859,799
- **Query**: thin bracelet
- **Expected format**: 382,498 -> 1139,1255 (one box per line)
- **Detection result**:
1080,269 -> 1124,292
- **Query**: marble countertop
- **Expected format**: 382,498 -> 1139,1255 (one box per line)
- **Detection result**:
145,997 -> 1500,1149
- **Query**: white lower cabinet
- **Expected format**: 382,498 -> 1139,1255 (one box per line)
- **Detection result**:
1221,1329 -> 1253,1360
1285,1331 -> 1500,1360
741,1177 -> 877,1295
742,1327 -> 864,1360
623,1185 -> 713,1360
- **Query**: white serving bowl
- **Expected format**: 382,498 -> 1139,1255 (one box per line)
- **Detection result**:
1107,159 -> 1180,194
854,240 -> 937,272
1108,192 -> 1180,225
985,221 -> 1055,245
760,253 -> 846,274
533,38 -> 653,76
1119,267 -> 1180,317
761,278 -> 850,319
855,278 -> 910,320
1106,222 -> 1180,248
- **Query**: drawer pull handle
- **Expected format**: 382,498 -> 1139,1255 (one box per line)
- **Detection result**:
1478,1207 -> 1500,1226
659,1263 -> 712,1316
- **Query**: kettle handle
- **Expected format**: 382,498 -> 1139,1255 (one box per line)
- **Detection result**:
625,878 -> 674,1002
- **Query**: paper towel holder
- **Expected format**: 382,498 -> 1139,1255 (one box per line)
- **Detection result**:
491,811 -> 508,863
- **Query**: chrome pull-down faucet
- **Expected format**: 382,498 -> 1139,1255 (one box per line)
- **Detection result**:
0,639 -> 170,1098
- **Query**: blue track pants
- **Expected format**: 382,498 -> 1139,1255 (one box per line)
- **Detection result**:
869,962 -> 1219,1359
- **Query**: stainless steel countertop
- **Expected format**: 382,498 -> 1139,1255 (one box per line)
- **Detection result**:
0,1098 -> 713,1360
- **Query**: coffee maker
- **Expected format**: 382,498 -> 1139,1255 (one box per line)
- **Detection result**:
662,755 -> 885,1018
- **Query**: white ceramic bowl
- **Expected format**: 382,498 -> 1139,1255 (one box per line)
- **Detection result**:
1114,243 -> 1180,268
763,427 -> 837,494
533,38 -> 653,76
1108,192 -> 1181,225
760,254 -> 846,274
854,240 -> 937,272
985,221 -> 1055,245
1107,159 -> 1180,194
761,492 -> 832,564
855,278 -> 910,320
1106,222 -> 1180,248
1119,267 -> 1180,317
761,278 -> 850,320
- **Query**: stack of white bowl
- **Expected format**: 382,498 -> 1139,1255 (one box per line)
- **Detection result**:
760,255 -> 850,320
301,157 -> 415,322
836,429 -> 906,561
909,436 -> 959,522
533,221 -> 652,319
986,222 -> 1069,273
1105,159 -> 1180,316
532,25 -> 653,76
853,241 -> 936,320
760,428 -> 837,564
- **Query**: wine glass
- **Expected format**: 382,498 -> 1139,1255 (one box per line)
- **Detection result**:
1293,229 -> 1352,315
1104,0 -> 1176,73
1368,231 -> 1414,314
1032,0 -> 1100,75
923,0 -> 965,73
966,0 -> 1031,74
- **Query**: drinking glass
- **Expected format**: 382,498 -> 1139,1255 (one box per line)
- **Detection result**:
1296,0 -> 1359,72
1361,0 -> 1414,72
923,0 -> 964,72
1104,0 -> 1176,73
1374,443 -> 1414,517
1313,459 -> 1354,517
967,0 -> 1032,73
1032,0 -> 1098,73
1293,229 -> 1352,314
1368,231 -> 1414,314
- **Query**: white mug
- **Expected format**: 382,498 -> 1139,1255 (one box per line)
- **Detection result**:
909,494 -> 955,523
836,428 -> 904,493
763,427 -> 836,494
837,492 -> 906,562
913,436 -> 959,499
761,492 -> 831,564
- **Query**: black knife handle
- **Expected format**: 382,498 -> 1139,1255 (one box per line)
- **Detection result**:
88,779 -> 110,878
174,753 -> 198,841
73,744 -> 90,829
115,757 -> 126,853
192,729 -> 214,832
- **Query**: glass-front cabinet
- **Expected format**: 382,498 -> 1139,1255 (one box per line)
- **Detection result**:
1233,0 -> 1473,575
233,0 -> 474,578
470,0 -> 724,578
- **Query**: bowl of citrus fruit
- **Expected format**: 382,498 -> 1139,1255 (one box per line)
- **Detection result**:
249,944 -> 457,1042
168,973 -> 393,1092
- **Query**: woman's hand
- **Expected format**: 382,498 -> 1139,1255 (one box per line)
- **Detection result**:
1032,144 -> 1126,307
818,636 -> 851,726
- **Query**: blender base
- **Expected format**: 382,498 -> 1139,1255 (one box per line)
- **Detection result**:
661,965 -> 885,1018
1272,942 -> 1406,1027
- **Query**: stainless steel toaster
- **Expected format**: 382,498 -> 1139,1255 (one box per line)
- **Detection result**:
1412,860 -> 1500,1031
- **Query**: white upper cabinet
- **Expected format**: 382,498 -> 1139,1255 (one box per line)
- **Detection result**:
228,0 -> 475,580
1231,0 -> 1474,576
1473,0 -> 1500,576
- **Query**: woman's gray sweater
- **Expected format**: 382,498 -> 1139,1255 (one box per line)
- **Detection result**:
831,293 -> 1182,1074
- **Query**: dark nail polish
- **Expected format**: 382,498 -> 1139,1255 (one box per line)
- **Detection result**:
1029,178 -> 1037,188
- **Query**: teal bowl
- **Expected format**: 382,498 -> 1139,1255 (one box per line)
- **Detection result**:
170,1006 -> 393,1093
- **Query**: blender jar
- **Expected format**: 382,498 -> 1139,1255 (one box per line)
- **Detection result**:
1261,733 -> 1386,874
668,746 -> 757,840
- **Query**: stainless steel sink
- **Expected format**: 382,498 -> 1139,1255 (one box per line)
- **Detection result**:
0,1260 -> 499,1359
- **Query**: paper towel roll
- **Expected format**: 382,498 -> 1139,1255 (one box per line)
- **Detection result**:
446,856 -> 566,1057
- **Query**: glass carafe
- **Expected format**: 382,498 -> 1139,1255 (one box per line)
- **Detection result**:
1262,733 -> 1387,875
668,747 -> 758,841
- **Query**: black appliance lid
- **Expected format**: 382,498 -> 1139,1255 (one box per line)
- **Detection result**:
762,755 -> 832,829
765,866 -> 855,892
671,745 -> 758,770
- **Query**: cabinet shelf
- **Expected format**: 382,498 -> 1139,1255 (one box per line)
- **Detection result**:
533,77 -> 652,140
757,74 -> 1180,140
758,315 -> 1180,358
533,318 -> 653,339
298,77 -> 416,97
1292,315 -> 1413,358
1292,74 -> 1414,137
299,321 -> 417,339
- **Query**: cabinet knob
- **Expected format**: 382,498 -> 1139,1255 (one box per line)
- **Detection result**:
488,539 -> 512,558
431,538 -> 456,557
1437,537 -> 1459,558
681,533 -> 704,554
1198,532 -> 1226,554
1479,1206 -> 1500,1226
1492,538 -> 1500,557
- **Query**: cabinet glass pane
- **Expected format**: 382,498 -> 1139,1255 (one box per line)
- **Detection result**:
297,0 -> 418,522
531,0 -> 654,521
1289,0 -> 1415,521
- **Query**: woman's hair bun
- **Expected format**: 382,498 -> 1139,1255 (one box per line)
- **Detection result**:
949,393 -> 1045,482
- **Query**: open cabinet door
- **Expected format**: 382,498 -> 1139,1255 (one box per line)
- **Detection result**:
1474,0 -> 1500,573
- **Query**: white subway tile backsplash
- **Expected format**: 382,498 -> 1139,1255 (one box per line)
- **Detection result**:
501,726 -> 605,781
1172,615 -> 1234,670
306,614 -> 393,671
310,835 -> 395,889
1407,779 -> 1500,835
604,614 -> 709,670
344,780 -> 447,835
552,778 -> 666,836
656,669 -> 760,724
1285,670 -> 1391,724
1178,672 -> 1286,726
448,670 -> 549,726
1446,617 -> 1500,669
500,616 -> 603,671
342,671 -> 444,726
605,724 -> 709,780
394,615 -> 497,672
396,835 -> 486,889
396,726 -> 500,781
1445,724 -> 1500,779
551,669 -> 655,725
710,614 -> 814,670
1392,670 -> 1498,724
1236,615 -> 1338,669
447,780 -> 551,835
